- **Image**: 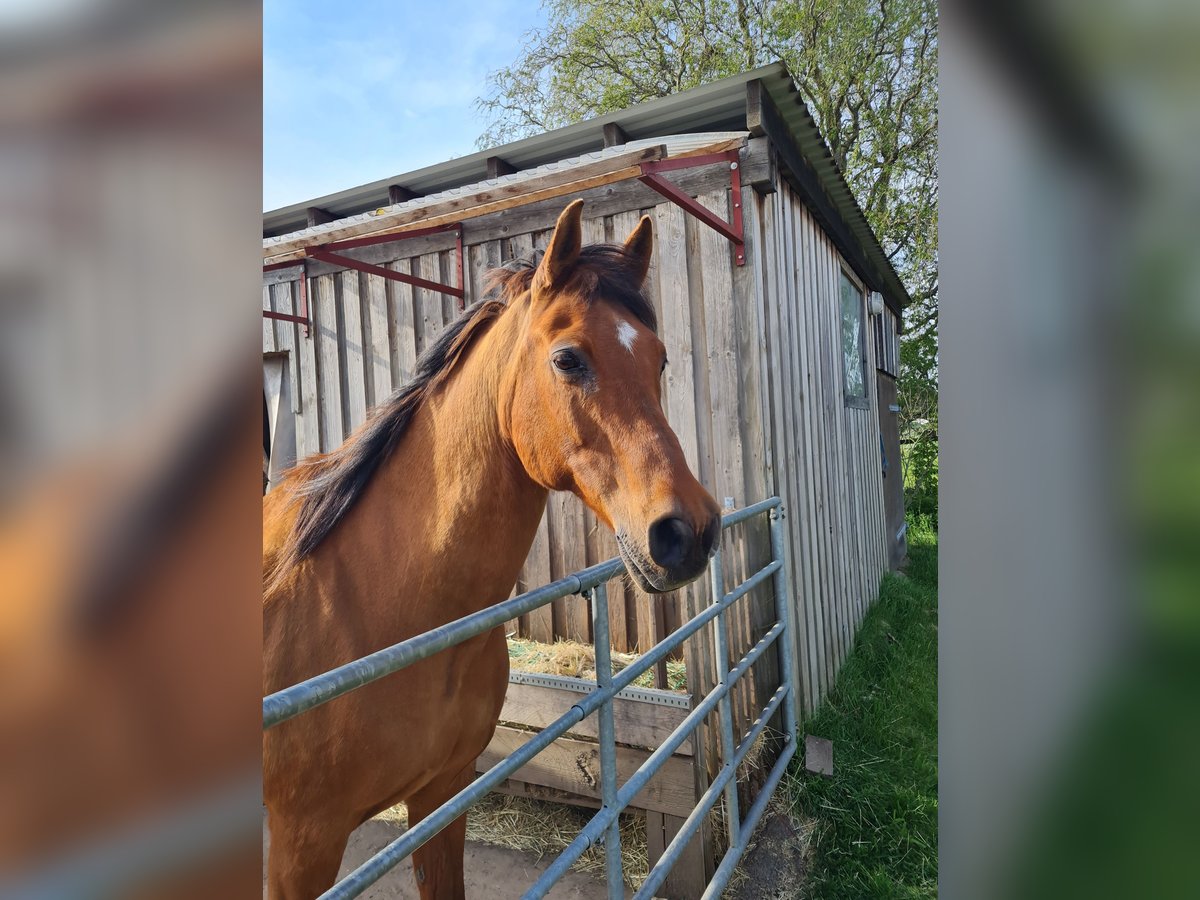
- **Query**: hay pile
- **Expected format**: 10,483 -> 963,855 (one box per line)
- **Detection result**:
507,637 -> 688,693
377,794 -> 650,889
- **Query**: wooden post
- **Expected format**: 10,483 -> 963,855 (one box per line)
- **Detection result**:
486,155 -> 517,179
602,122 -> 629,148
306,206 -> 333,227
388,184 -> 420,204
645,811 -> 711,900
744,80 -> 768,138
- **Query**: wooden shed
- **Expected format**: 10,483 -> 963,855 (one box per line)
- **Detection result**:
263,61 -> 908,895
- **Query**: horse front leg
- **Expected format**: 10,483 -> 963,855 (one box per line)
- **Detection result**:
406,764 -> 472,900
265,807 -> 355,900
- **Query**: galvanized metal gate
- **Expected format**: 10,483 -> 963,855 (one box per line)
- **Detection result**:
263,497 -> 798,900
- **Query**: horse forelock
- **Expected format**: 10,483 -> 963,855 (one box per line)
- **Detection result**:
485,243 -> 657,332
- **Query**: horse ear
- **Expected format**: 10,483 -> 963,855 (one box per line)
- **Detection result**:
534,199 -> 584,295
622,215 -> 654,285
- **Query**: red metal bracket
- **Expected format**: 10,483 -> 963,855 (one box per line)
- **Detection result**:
306,223 -> 466,310
637,149 -> 745,265
262,260 -> 310,337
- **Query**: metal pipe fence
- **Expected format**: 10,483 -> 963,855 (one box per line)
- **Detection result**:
262,497 -> 798,900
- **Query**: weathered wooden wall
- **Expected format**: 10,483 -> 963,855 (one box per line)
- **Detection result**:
261,152 -> 892,719
750,178 -> 890,716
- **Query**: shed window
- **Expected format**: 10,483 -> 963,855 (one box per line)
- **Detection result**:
839,270 -> 868,405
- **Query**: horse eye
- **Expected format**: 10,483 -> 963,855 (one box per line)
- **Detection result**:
552,349 -> 583,373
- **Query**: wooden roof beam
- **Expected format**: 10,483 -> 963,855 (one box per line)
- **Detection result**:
264,142 -> 675,264
388,184 -> 421,204
306,206 -> 333,227
602,122 -> 629,148
485,156 -> 518,179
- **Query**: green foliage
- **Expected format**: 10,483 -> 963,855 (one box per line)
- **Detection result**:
476,0 -> 938,439
903,436 -> 938,526
784,514 -> 938,897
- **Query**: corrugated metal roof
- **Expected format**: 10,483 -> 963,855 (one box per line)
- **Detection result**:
263,61 -> 911,310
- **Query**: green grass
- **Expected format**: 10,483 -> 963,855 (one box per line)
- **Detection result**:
783,514 -> 938,898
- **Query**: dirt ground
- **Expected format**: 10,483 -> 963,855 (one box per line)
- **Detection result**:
264,804 -> 810,899
263,814 -> 619,899
725,809 -> 813,900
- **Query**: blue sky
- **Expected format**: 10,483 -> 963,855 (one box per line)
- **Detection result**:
264,1 -> 548,211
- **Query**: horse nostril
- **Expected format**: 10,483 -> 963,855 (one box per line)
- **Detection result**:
648,517 -> 693,569
701,514 -> 720,556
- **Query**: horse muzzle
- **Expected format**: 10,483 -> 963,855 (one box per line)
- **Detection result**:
616,512 -> 720,593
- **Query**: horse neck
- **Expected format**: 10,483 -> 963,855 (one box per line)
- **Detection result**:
333,303 -> 547,596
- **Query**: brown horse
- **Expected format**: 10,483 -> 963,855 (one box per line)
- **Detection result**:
262,200 -> 721,900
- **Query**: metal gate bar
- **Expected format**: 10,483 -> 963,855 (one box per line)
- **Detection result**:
525,621 -> 786,899
635,685 -> 791,900
590,583 -> 623,900
708,550 -> 741,849
262,497 -> 796,900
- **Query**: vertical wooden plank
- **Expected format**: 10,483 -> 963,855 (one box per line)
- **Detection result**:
341,271 -> 368,432
271,282 -> 300,418
731,183 -> 780,734
366,272 -> 392,405
388,259 -> 417,387
582,510 -> 629,652
293,277 -> 321,459
440,248 -> 460,323
262,285 -> 276,353
547,491 -> 591,643
312,273 -> 343,453
414,253 -> 445,357
522,507 -> 555,643
794,199 -> 834,696
645,811 -> 711,900
697,184 -> 762,768
695,190 -> 744,514
467,240 -> 500,304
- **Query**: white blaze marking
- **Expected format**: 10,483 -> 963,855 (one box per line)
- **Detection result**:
616,319 -> 638,354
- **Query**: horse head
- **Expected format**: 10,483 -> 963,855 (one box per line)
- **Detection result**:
501,200 -> 721,593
